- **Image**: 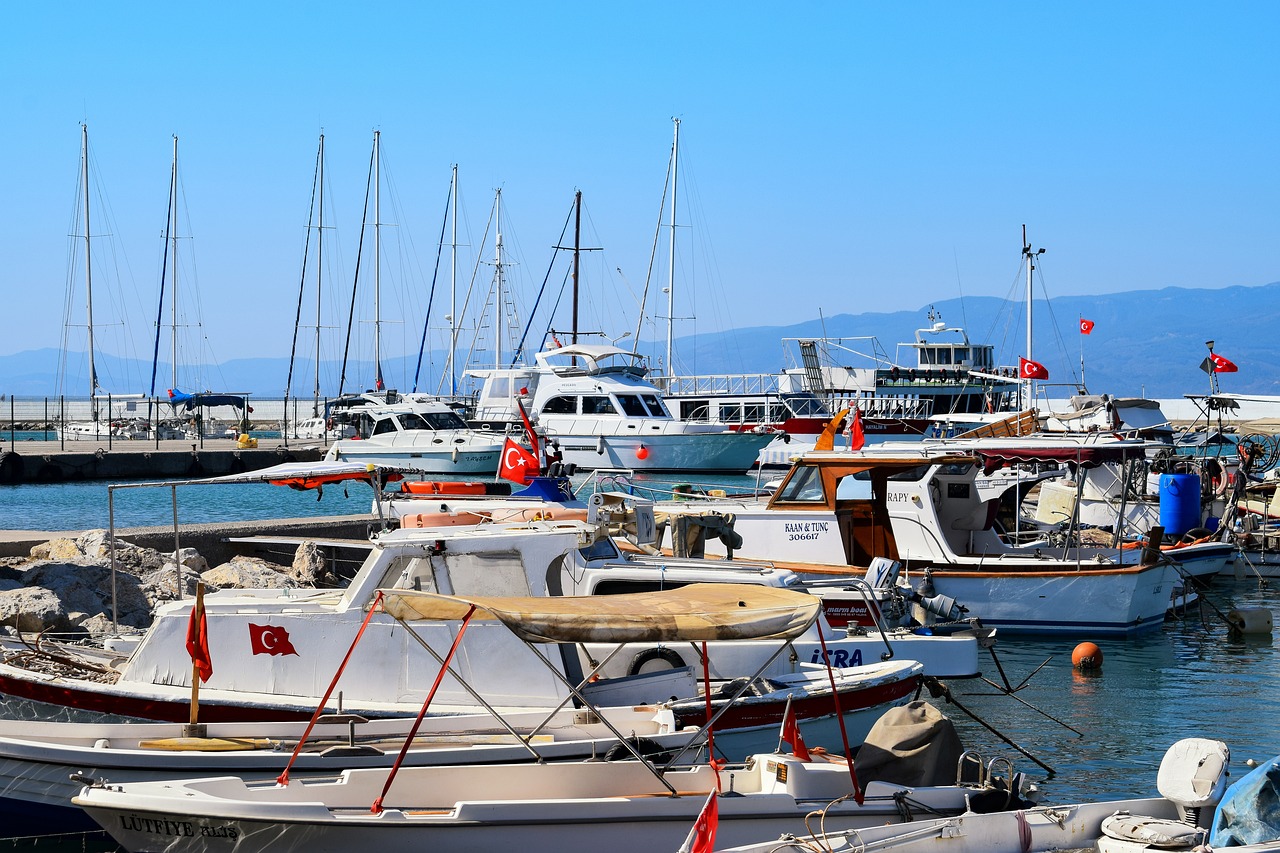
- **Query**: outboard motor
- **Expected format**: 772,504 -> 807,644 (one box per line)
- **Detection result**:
1096,738 -> 1230,852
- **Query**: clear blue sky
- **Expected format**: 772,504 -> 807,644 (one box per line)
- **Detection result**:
3,2 -> 1278,387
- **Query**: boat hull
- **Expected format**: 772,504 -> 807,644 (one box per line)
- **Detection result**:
555,431 -> 772,473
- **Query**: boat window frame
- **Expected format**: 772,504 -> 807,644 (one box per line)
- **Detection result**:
541,395 -> 578,415
615,394 -> 650,418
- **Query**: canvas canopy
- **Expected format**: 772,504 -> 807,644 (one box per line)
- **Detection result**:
379,582 -> 822,644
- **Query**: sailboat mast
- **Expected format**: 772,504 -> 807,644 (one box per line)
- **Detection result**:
665,118 -> 680,382
1021,224 -> 1044,405
80,123 -> 98,397
314,133 -> 325,410
494,188 -> 503,371
170,135 -> 180,392
572,190 -> 582,346
373,130 -> 382,389
449,163 -> 458,396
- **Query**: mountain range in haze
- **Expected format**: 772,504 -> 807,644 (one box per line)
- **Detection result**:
6,282 -> 1277,401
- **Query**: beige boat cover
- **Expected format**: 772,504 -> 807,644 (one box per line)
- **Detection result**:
379,582 -> 821,644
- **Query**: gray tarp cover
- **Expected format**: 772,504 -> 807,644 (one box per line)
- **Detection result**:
379,582 -> 821,644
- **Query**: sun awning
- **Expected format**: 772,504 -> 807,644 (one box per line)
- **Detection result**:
379,583 -> 822,644
974,443 -> 1142,475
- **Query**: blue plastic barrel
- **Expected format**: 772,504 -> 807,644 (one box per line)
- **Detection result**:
1159,473 -> 1201,537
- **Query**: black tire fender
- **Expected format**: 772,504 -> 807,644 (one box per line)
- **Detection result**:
626,647 -> 685,676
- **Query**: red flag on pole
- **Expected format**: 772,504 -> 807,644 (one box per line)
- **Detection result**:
678,791 -> 719,853
186,592 -> 213,683
514,398 -> 541,463
1018,357 -> 1049,380
1079,318 -> 1095,335
848,407 -> 865,451
780,703 -> 812,761
499,438 -> 539,485
1209,353 -> 1239,373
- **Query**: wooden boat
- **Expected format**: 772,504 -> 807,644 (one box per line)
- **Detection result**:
651,438 -> 1192,635
717,737 -> 1236,853
71,587 -> 1028,853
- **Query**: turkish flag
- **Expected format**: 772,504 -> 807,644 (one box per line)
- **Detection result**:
678,791 -> 718,853
1079,318 -> 1095,335
1019,357 -> 1049,380
848,408 -> 865,451
185,602 -> 213,683
780,703 -> 812,761
248,624 -> 299,657
499,438 -> 539,485
1210,353 -> 1239,373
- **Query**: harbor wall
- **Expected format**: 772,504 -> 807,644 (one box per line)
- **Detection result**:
0,443 -> 325,485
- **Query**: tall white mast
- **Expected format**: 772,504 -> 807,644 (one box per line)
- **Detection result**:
449,164 -> 458,396
665,117 -> 680,381
494,188 -> 504,371
314,133 -> 325,410
80,123 -> 98,398
170,135 -> 180,392
373,130 -> 382,387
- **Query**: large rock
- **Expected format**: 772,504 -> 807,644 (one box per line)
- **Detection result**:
0,586 -> 76,634
290,541 -> 339,587
202,556 -> 298,590
19,561 -> 153,629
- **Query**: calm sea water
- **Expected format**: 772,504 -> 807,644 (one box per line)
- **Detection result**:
0,472 -> 1276,841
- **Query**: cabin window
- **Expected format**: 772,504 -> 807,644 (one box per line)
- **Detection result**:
579,537 -> 621,561
776,465 -> 826,502
398,413 -> 431,431
768,403 -> 789,422
542,396 -> 578,415
955,348 -> 969,363
582,395 -> 617,415
616,395 -> 649,417
642,395 -> 669,417
448,552 -> 533,597
720,404 -> 743,423
679,400 -> 710,421
743,404 -> 766,422
422,411 -> 468,431
373,417 -> 400,436
486,376 -> 510,401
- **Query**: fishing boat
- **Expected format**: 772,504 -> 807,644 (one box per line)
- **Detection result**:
716,737 -> 1235,853
71,587 -> 1031,853
650,438 -> 1197,635
0,475 -> 943,739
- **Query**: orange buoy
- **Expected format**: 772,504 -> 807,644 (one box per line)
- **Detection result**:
1072,642 -> 1103,670
635,445 -> 650,461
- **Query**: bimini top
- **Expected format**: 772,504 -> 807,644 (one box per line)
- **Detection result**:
379,582 -> 821,644
533,344 -> 649,378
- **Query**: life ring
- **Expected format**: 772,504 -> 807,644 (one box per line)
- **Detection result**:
326,417 -> 335,430
889,366 -> 901,382
1181,527 -> 1214,544
604,736 -> 672,763
626,647 -> 685,676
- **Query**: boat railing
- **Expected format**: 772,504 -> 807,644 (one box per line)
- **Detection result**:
828,395 -> 935,419
662,373 -> 784,397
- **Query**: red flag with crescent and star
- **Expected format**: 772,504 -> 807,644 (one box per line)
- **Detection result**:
1019,357 -> 1049,380
678,790 -> 719,853
185,597 -> 213,683
499,438 -> 540,485
248,624 -> 299,657
1209,353 -> 1238,373
1079,318 -> 1095,335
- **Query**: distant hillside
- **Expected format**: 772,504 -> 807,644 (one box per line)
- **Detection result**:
6,282 -> 1277,400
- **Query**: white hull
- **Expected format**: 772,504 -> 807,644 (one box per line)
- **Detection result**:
76,755 -> 985,853
327,443 -> 502,473
555,431 -> 771,472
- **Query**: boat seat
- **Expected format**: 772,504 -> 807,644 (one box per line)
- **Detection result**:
1096,738 -> 1229,853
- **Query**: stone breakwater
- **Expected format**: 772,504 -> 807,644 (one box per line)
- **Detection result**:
0,529 -> 340,639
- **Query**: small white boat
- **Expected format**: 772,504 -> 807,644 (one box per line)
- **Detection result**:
717,737 -> 1237,853
324,395 -> 505,473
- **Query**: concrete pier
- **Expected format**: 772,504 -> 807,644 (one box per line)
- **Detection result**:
0,437 -> 326,484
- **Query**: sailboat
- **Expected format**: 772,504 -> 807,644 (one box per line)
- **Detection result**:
56,125 -> 147,441
324,133 -> 504,472
150,136 -> 249,440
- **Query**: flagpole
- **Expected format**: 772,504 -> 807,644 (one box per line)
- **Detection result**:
187,582 -> 205,737
1079,314 -> 1085,390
